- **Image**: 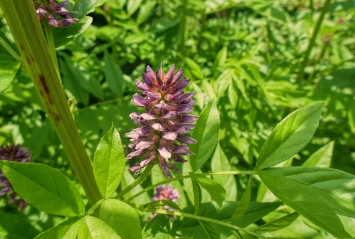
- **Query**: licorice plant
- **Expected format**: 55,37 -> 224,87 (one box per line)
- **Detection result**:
0,0 -> 354,238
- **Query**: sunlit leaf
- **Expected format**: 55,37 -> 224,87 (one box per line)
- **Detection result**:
0,161 -> 85,217
0,54 -> 20,93
93,124 -> 125,198
259,168 -> 352,238
99,199 -> 142,239
35,218 -> 81,239
256,102 -> 324,169
190,99 -> 220,171
303,141 -> 334,168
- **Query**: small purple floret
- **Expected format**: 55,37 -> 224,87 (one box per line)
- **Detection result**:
34,0 -> 78,28
0,144 -> 31,211
150,185 -> 180,219
126,64 -> 198,179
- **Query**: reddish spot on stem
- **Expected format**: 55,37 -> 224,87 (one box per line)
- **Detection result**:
39,74 -> 53,105
39,74 -> 50,95
47,109 -> 61,124
20,44 -> 24,51
53,113 -> 60,123
31,55 -> 35,62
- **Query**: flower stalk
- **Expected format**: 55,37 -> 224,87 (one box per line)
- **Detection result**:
0,0 -> 102,205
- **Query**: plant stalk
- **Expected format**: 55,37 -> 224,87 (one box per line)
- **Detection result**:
0,37 -> 22,61
296,0 -> 331,82
140,208 -> 267,238
0,0 -> 102,205
125,170 -> 256,202
116,163 -> 155,199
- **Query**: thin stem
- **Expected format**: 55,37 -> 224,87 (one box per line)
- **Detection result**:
125,170 -> 256,202
178,0 -> 187,58
307,42 -> 329,82
140,208 -> 267,239
197,12 -> 206,54
86,199 -> 105,216
78,98 -> 122,112
0,37 -> 22,61
296,0 -> 331,82
204,170 -> 256,176
116,163 -> 155,199
0,0 -> 102,205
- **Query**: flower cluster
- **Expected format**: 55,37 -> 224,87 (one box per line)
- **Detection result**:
34,0 -> 78,28
0,144 -> 31,211
150,185 -> 180,219
152,185 -> 180,202
126,64 -> 198,179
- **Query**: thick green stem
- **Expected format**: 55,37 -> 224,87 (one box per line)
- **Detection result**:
116,163 -> 155,199
296,0 -> 331,82
44,24 -> 59,71
125,170 -> 256,202
0,37 -> 22,61
0,0 -> 102,205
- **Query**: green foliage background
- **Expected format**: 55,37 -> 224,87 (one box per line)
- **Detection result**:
1,0 -> 355,238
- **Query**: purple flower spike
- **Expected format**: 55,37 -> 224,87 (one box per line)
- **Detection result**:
126,64 -> 198,179
0,144 -> 31,211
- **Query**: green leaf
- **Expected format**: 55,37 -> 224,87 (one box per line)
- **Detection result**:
0,210 -> 39,239
149,18 -> 180,33
349,101 -> 355,134
35,218 -> 81,239
275,166 -> 355,219
143,215 -> 171,239
303,141 -> 334,168
64,57 -> 104,100
75,0 -> 107,18
127,0 -> 143,15
212,47 -> 227,72
54,16 -> 93,48
60,58 -> 89,105
231,176 -> 251,222
190,173 -> 202,213
0,161 -> 85,217
0,54 -> 21,93
104,51 -> 125,95
93,124 -> 125,198
99,199 -> 142,239
199,221 -> 220,239
228,80 -> 238,108
256,102 -> 324,169
174,201 -> 282,229
183,57 -> 203,80
78,216 -> 121,239
195,175 -> 226,207
231,229 -> 244,239
137,0 -> 156,25
211,145 -> 237,201
190,99 -> 220,171
254,212 -> 299,233
258,168 -> 352,238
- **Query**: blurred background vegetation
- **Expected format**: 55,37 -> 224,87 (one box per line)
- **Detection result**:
1,0 -> 355,237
